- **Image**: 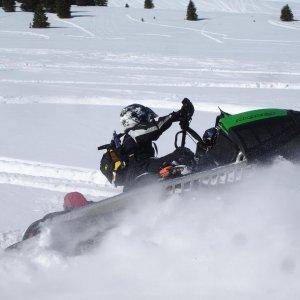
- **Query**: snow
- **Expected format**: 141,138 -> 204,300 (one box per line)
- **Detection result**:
1,1 -> 300,298
0,156 -> 119,197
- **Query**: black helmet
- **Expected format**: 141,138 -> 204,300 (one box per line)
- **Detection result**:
203,127 -> 218,146
120,104 -> 157,131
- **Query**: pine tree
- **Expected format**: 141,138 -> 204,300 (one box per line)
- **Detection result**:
21,0 -> 40,12
32,4 -> 50,28
0,0 -> 3,7
186,0 -> 198,21
43,0 -> 56,12
95,0 -> 107,6
76,0 -> 95,5
56,0 -> 71,18
144,0 -> 153,9
280,4 -> 294,22
2,0 -> 15,12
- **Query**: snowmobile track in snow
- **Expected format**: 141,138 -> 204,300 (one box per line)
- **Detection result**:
0,157 -> 120,197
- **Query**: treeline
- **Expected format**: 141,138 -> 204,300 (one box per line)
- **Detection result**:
19,0 -> 107,12
0,0 -> 109,27
1,0 -> 16,12
0,0 -> 108,13
0,0 -> 296,27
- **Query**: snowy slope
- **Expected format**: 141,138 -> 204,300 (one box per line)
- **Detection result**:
1,1 -> 300,299
109,0 -> 294,13
0,156 -> 119,197
1,2 -> 300,110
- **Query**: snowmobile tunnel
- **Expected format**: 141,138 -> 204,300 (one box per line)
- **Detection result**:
219,109 -> 300,161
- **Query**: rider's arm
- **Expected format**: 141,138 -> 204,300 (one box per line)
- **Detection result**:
127,112 -> 179,144
122,98 -> 194,146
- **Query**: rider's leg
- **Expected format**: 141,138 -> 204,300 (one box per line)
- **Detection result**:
145,147 -> 195,173
120,148 -> 195,187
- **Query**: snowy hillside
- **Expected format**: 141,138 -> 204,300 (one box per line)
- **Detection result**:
1,1 -> 300,299
107,0 -> 295,13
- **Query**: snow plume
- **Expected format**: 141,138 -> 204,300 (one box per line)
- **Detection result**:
1,160 -> 300,299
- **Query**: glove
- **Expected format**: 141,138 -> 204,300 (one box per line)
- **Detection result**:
171,98 -> 194,123
181,98 -> 194,121
179,98 -> 194,130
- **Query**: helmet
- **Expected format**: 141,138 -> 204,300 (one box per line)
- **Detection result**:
120,104 -> 157,131
63,192 -> 88,210
203,127 -> 218,146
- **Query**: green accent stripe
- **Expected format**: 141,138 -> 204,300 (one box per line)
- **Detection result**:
219,109 -> 287,133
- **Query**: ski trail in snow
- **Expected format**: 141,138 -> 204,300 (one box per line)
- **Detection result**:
223,36 -> 300,44
0,96 -> 257,113
62,34 -> 95,39
1,78 -> 298,90
268,20 -> 300,31
0,157 -> 120,197
126,14 -> 223,44
57,19 -> 96,38
134,33 -> 171,38
0,30 -> 50,39
126,14 -> 300,45
201,26 -> 223,43
1,58 -> 300,77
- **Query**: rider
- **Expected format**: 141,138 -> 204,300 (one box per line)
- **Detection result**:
100,98 -> 196,187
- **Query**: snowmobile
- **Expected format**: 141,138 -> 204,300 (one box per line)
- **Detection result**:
193,107 -> 300,168
6,107 -> 300,254
99,106 -> 300,189
161,107 -> 300,193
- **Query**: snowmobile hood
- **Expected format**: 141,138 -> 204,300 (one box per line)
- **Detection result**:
219,108 -> 287,133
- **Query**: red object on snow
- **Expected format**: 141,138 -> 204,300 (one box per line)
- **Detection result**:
63,192 -> 88,210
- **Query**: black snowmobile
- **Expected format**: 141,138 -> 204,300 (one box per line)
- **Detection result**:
187,107 -> 300,170
7,106 -> 300,254
99,106 -> 300,188
201,107 -> 300,166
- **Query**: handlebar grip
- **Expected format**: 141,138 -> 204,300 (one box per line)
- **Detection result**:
182,98 -> 190,106
97,144 -> 110,151
181,98 -> 194,120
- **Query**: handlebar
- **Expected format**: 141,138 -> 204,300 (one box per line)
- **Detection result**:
97,144 -> 110,151
174,126 -> 203,149
178,98 -> 195,147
